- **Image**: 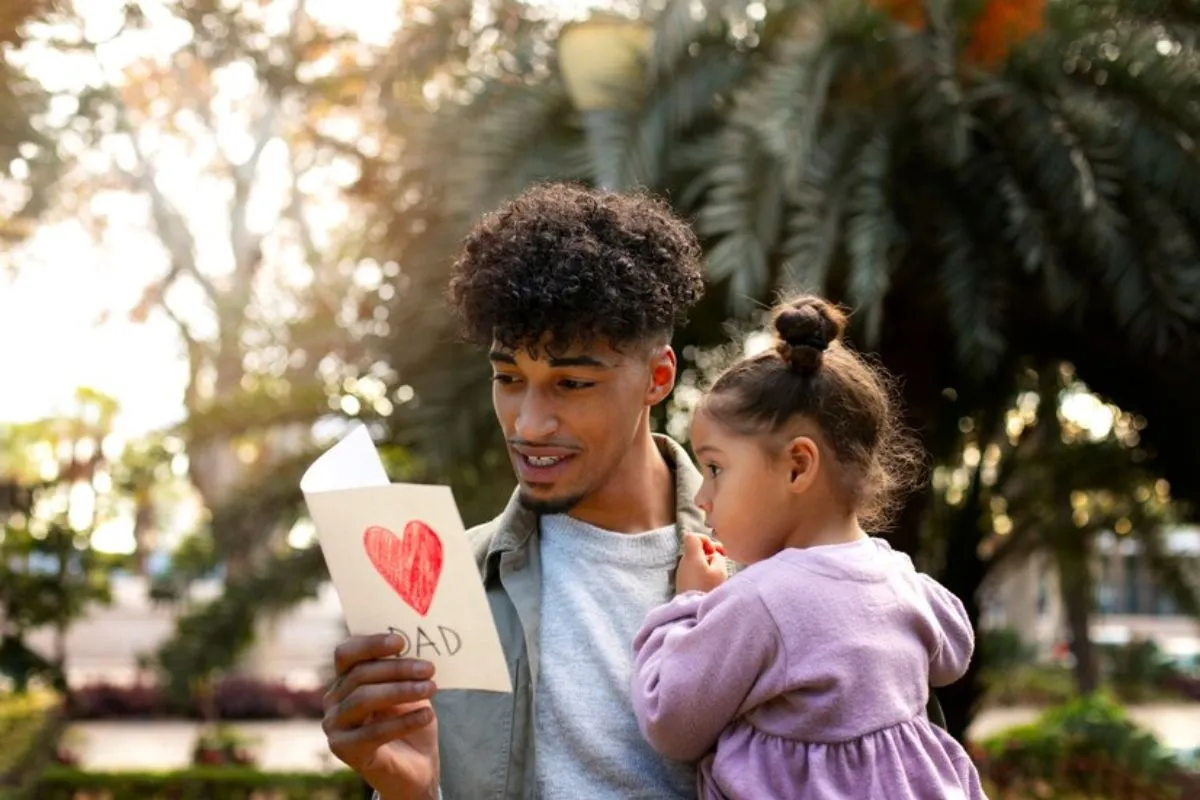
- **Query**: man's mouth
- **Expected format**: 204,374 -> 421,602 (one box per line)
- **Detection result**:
524,455 -> 566,468
511,445 -> 579,483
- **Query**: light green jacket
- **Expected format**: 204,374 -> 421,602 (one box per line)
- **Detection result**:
375,434 -> 946,799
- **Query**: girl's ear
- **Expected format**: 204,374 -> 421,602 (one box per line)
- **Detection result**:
786,436 -> 820,494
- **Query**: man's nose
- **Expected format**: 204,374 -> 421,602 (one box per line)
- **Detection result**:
515,392 -> 557,441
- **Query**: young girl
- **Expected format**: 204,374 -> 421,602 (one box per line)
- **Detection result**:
630,295 -> 986,799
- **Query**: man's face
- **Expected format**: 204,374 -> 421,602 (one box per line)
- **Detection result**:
490,339 -> 673,514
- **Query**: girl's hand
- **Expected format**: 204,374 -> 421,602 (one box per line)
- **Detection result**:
675,532 -> 727,594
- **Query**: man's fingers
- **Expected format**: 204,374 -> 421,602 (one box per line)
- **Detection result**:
333,633 -> 408,676
325,657 -> 436,709
324,680 -> 438,731
327,706 -> 436,758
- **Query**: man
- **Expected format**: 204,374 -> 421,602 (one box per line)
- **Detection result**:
321,183 -> 946,799
324,182 -> 707,800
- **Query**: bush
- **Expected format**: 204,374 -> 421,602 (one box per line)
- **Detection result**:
30,767 -> 363,799
1163,673 -> 1200,702
0,690 -> 61,785
1100,640 -> 1179,702
979,628 -> 1035,672
67,678 -> 325,721
977,693 -> 1196,799
982,663 -> 1076,707
191,726 -> 258,768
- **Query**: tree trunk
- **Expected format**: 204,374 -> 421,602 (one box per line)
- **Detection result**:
934,486 -> 988,743
131,497 -> 155,576
1059,553 -> 1099,694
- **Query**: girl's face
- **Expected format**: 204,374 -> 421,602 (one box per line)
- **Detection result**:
689,409 -> 813,565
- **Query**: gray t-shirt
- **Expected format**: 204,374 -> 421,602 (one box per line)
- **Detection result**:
535,514 -> 695,799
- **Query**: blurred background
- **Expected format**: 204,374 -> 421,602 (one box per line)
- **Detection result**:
1,0 -> 1199,797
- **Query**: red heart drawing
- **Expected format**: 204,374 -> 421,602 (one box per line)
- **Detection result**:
362,521 -> 444,616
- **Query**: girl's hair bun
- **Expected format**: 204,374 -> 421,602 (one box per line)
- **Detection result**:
773,295 -> 848,375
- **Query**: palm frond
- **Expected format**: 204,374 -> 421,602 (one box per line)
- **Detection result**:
896,0 -> 970,166
1048,21 -> 1200,137
1103,94 -> 1200,226
1044,0 -> 1200,57
693,123 -> 786,311
778,117 -> 866,294
647,0 -> 743,79
978,79 -> 1156,344
434,77 -> 577,221
1118,185 -> 1200,351
933,200 -> 1008,378
845,128 -> 898,347
728,14 -> 848,199
625,47 -> 747,187
1053,87 -> 1200,353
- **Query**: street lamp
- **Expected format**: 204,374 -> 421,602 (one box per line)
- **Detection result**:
556,13 -> 653,190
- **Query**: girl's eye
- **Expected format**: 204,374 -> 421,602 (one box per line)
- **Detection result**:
706,464 -> 721,478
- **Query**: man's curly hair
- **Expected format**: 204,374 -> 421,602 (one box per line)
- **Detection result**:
447,183 -> 706,354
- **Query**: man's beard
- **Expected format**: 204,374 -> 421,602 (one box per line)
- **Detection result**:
518,489 -> 585,515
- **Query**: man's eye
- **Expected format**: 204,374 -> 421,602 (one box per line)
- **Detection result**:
560,380 -> 594,390
492,374 -> 519,385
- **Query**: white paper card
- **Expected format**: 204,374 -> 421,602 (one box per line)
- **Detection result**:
301,425 -> 511,693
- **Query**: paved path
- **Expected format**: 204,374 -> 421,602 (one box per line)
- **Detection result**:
65,704 -> 1200,771
65,719 -> 339,772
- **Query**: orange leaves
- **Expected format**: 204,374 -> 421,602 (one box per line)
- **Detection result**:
873,0 -> 1048,70
964,0 -> 1048,68
871,0 -> 926,30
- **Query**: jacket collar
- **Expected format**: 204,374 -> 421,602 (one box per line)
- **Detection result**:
483,434 -> 707,577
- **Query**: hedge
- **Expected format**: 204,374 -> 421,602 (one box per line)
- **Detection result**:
30,767 -> 364,799
0,690 -> 63,792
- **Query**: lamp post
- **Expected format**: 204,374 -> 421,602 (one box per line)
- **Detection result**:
556,14 -> 652,190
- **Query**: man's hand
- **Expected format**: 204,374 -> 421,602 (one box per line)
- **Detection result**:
675,532 -> 727,594
323,633 -> 441,800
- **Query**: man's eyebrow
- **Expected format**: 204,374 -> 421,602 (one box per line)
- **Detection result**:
547,354 -> 610,369
488,351 -> 516,364
487,351 -> 612,369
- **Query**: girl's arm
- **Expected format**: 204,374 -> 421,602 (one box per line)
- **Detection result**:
917,573 -> 975,687
630,580 -> 781,762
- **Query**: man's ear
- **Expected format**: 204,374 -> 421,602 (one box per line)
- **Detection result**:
646,345 -> 677,406
786,436 -> 821,494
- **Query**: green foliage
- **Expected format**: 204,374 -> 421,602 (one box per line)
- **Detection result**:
978,693 -> 1186,799
362,0 -> 1200,558
0,393 -> 133,691
0,0 -> 61,245
0,690 -> 59,785
979,627 -> 1036,672
1100,639 -> 1186,703
982,663 -> 1079,708
29,767 -> 363,799
154,547 -> 330,702
191,725 -> 258,767
925,363 -> 1199,696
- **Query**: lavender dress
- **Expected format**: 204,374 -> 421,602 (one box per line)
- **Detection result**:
631,537 -> 987,799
